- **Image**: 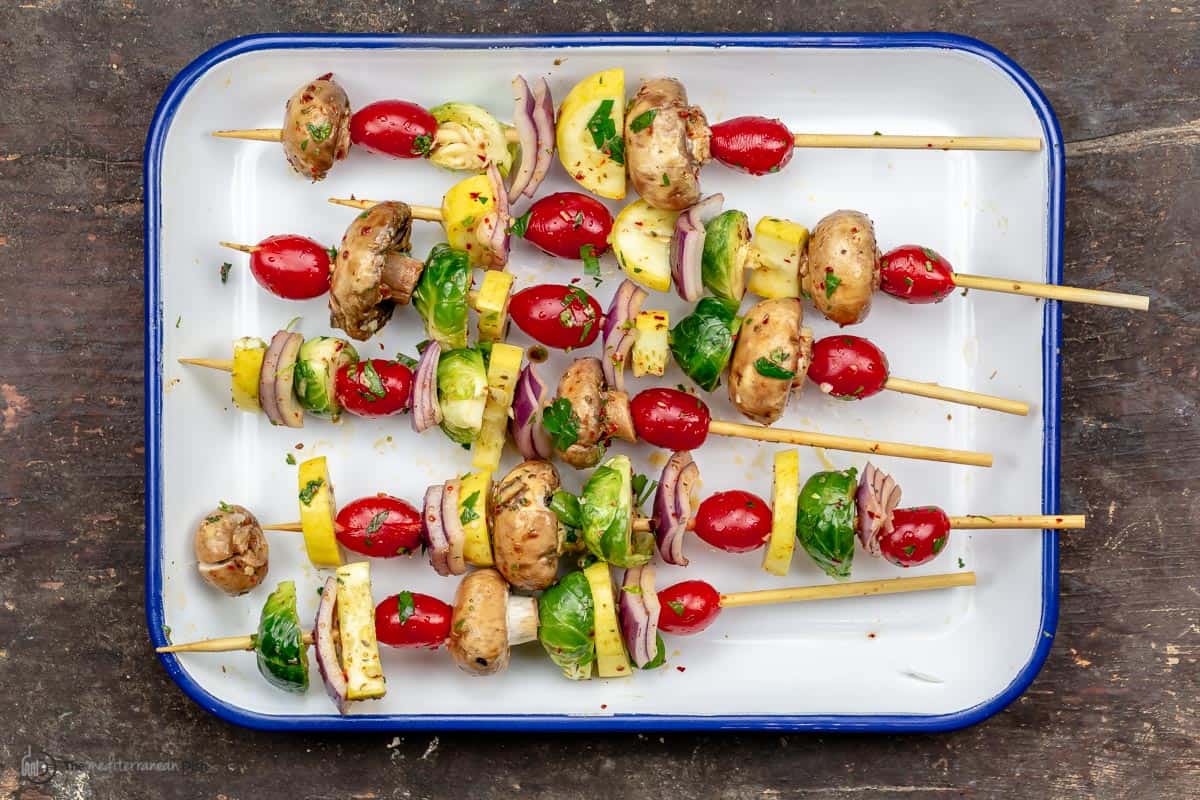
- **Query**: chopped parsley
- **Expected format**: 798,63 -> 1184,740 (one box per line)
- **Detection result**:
932,536 -> 946,554
754,349 -> 796,380
573,211 -> 584,229
357,361 -> 388,400
411,134 -> 433,157
631,472 -> 658,512
285,453 -> 296,465
621,584 -> 643,595
661,173 -> 670,186
902,544 -> 916,556
667,600 -> 686,617
395,591 -> 416,625
394,352 -> 418,370
366,510 -> 389,538
628,108 -> 657,133
299,478 -> 324,505
459,491 -> 481,526
549,490 -> 583,530
218,501 -> 233,513
585,99 -> 625,165
205,515 -> 221,524
541,398 -> 580,451
580,244 -> 601,277
508,210 -> 531,237
219,261 -> 232,284
824,274 -> 842,299
306,121 -> 332,143
326,246 -> 339,264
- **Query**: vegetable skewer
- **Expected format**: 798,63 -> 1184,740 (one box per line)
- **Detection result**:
211,73 -> 555,196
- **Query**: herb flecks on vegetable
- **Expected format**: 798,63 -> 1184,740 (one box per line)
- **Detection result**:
631,473 -> 658,512
299,478 -> 324,505
541,398 -> 581,451
667,600 -> 685,617
754,348 -> 796,380
508,210 -> 531,237
586,99 -> 625,165
460,491 -> 481,526
395,591 -> 416,625
365,510 -> 389,538
580,244 -> 601,277
629,109 -> 657,133
306,121 -> 332,143
358,361 -> 387,400
825,274 -> 842,299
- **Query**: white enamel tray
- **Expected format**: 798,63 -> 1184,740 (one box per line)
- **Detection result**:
146,33 -> 1063,731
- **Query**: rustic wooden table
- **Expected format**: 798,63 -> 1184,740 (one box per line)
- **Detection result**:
0,2 -> 1196,798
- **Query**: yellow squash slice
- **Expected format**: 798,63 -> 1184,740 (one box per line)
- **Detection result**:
556,68 -> 626,199
611,199 -> 679,292
583,561 -> 632,678
231,337 -> 267,412
747,216 -> 809,300
471,342 -> 524,472
631,310 -> 669,377
335,561 -> 386,701
762,449 -> 800,576
458,470 -> 494,567
440,174 -> 498,269
297,456 -> 342,568
474,269 -> 514,342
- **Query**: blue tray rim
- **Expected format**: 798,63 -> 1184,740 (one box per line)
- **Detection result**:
144,31 -> 1064,733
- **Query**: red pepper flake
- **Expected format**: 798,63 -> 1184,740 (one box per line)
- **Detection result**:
867,632 -> 877,639
317,72 -> 333,81
676,666 -> 686,673
600,704 -> 608,710
301,93 -> 314,103
361,227 -> 372,236
469,192 -> 481,201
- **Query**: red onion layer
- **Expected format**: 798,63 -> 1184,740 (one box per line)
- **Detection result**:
653,450 -> 700,566
422,483 -> 451,576
313,575 -> 349,714
511,363 -> 553,460
602,279 -> 648,390
855,461 -> 902,557
411,341 -> 442,433
670,194 -> 724,302
619,563 -> 662,668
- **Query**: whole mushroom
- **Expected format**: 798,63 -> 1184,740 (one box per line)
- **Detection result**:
801,210 -> 881,326
329,201 -> 425,341
281,73 -> 353,181
491,460 -> 566,592
446,569 -> 538,677
624,78 -> 712,211
194,504 -> 269,596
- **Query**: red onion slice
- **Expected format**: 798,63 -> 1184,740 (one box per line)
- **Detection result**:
855,461 -> 902,557
411,341 -> 442,434
440,478 -> 467,576
511,364 -> 553,460
527,78 -> 555,199
601,280 -> 648,390
485,162 -> 510,268
619,564 -> 661,668
258,330 -> 291,426
273,332 -> 305,429
313,575 -> 349,714
670,194 -> 724,302
653,451 -> 700,566
507,76 -> 538,201
422,484 -> 451,576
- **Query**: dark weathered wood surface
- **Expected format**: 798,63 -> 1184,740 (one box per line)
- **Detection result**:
0,2 -> 1196,798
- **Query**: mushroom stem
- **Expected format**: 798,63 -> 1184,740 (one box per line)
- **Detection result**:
381,254 -> 426,300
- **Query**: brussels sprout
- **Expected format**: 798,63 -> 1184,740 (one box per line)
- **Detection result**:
796,468 -> 859,579
537,570 -> 596,680
293,336 -> 358,419
254,580 -> 309,693
412,244 -> 471,350
670,297 -> 739,392
580,455 -> 653,568
436,347 -> 488,446
428,102 -> 514,176
702,209 -> 751,308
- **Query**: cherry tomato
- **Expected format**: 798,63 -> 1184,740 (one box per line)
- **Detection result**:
375,591 -> 452,649
335,359 -> 413,418
508,284 -> 603,350
807,335 -> 890,400
630,388 -> 710,451
516,192 -> 613,260
877,506 -> 952,567
709,116 -> 794,176
349,99 -> 438,159
879,245 -> 956,304
335,494 -> 422,557
248,234 -> 332,300
657,580 -> 722,635
693,490 -> 772,553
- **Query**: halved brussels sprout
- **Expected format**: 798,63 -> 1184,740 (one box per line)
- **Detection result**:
255,580 -> 309,693
436,347 -> 488,446
580,455 -> 653,568
537,570 -> 596,680
429,102 -> 514,176
412,244 -> 471,350
669,297 -> 738,392
293,336 -> 358,419
796,467 -> 859,579
702,209 -> 752,308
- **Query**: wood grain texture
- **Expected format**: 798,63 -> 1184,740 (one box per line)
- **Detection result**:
0,1 -> 1196,798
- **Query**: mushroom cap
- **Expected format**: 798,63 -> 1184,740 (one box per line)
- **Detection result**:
329,202 -> 417,341
194,504 -> 269,596
447,569 -> 511,676
491,460 -> 564,592
624,78 -> 712,211
281,74 -> 352,181
554,357 -> 608,470
801,209 -> 881,326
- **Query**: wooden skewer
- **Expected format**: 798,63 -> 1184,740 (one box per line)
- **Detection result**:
882,378 -> 1029,416
329,196 -> 442,221
178,358 -> 233,371
951,273 -> 1149,311
262,521 -> 347,534
949,514 -> 1085,529
158,572 -> 973,654
219,241 -> 261,254
719,571 -> 976,609
213,128 -> 520,144
792,133 -> 1041,152
157,631 -> 314,654
706,419 -> 991,468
